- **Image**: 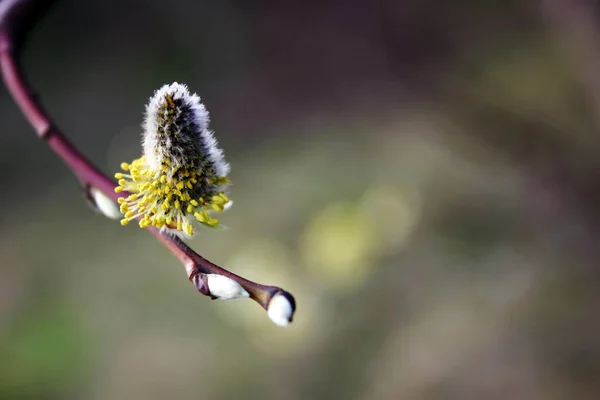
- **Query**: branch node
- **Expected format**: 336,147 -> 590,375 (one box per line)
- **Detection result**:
191,273 -> 214,298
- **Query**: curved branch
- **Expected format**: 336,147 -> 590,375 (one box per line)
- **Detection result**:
0,0 -> 295,325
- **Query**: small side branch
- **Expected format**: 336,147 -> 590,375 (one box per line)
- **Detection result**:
0,0 -> 295,325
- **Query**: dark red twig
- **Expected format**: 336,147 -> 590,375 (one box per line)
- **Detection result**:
0,0 -> 294,319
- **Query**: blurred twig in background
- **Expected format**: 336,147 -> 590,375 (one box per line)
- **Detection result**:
542,0 -> 600,127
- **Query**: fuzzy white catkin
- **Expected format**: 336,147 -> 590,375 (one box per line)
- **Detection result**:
142,82 -> 230,178
115,82 -> 233,239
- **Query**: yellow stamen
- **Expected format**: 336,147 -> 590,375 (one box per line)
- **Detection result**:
114,155 -> 231,235
206,218 -> 219,226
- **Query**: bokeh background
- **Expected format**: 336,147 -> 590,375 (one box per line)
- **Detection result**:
2,0 -> 600,399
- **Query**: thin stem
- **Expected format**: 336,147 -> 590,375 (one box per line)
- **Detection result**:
0,0 -> 294,316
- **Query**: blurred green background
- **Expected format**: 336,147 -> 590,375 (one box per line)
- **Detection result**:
3,0 -> 600,399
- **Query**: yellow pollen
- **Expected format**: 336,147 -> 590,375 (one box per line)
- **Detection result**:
114,155 -> 231,235
206,218 -> 219,226
212,195 -> 225,205
194,212 -> 207,222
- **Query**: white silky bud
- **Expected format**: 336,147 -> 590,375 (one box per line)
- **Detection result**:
206,274 -> 249,300
90,187 -> 122,220
267,292 -> 296,327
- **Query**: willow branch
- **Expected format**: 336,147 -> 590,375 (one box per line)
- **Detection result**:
0,0 -> 295,325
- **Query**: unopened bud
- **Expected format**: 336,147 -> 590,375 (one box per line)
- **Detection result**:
267,291 -> 296,327
206,274 -> 249,300
90,187 -> 121,220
